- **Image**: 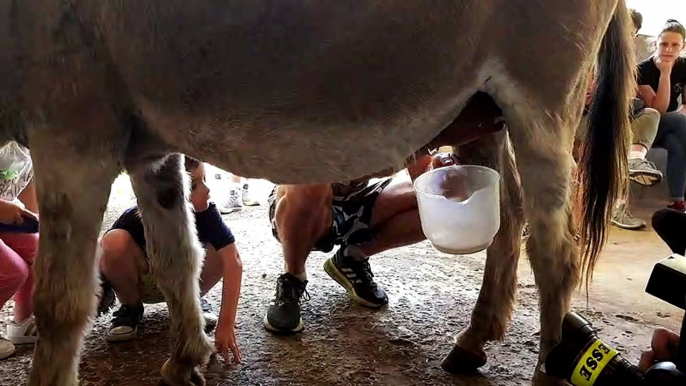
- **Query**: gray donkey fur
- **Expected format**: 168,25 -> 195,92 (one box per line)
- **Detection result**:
0,0 -> 635,385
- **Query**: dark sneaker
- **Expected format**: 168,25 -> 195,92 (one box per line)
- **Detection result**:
611,203 -> 646,230
323,248 -> 388,308
107,305 -> 144,342
628,158 -> 662,187
264,273 -> 309,333
201,298 -> 218,331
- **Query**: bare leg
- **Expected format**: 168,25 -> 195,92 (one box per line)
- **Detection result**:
5,234 -> 39,324
359,210 -> 424,255
358,177 -> 425,256
99,230 -> 148,306
441,132 -> 526,372
264,184 -> 333,333
199,246 -> 224,295
28,137 -> 121,386
629,144 -> 648,159
127,154 -> 212,386
274,184 -> 332,277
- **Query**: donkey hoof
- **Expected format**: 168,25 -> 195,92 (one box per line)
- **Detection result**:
161,358 -> 206,386
440,345 -> 487,374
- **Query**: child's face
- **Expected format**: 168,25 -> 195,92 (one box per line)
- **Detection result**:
657,31 -> 685,62
189,164 -> 211,212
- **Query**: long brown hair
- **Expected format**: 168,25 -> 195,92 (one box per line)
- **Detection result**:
660,19 -> 685,40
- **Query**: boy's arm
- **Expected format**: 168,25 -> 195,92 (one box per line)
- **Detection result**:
216,243 -> 243,363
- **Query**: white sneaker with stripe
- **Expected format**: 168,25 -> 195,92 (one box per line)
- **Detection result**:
0,338 -> 15,360
7,316 -> 39,345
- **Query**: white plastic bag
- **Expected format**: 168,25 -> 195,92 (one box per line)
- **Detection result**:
0,141 -> 33,201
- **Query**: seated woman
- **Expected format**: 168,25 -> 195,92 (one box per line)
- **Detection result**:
576,71 -> 662,229
637,19 -> 686,211
97,156 -> 243,363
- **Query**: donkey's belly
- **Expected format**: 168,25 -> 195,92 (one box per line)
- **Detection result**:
141,92 -> 502,186
97,0 -> 491,183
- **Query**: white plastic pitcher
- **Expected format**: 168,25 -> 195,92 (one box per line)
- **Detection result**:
413,165 -> 501,254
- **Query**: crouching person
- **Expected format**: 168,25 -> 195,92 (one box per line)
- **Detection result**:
97,156 -> 243,363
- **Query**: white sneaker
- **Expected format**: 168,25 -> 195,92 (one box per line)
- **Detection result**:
7,316 -> 39,345
201,298 -> 218,330
203,312 -> 218,329
241,184 -> 260,206
0,337 -> 16,360
217,187 -> 243,214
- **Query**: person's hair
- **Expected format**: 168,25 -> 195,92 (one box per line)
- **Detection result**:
184,155 -> 201,173
629,9 -> 642,32
660,19 -> 685,41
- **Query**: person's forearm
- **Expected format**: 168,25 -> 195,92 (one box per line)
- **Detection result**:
678,104 -> 686,116
219,256 -> 243,328
406,154 -> 432,181
652,73 -> 672,114
17,179 -> 38,214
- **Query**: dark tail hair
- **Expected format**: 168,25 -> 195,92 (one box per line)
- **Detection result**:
576,0 -> 635,289
184,155 -> 201,172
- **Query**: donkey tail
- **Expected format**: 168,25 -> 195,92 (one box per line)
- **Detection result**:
577,0 -> 635,288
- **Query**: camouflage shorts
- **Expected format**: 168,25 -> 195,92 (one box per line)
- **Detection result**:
268,179 -> 392,252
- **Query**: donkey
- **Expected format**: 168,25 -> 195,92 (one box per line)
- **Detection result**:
1,0 -> 634,385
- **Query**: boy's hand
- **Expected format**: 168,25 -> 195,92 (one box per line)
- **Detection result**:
215,322 -> 241,364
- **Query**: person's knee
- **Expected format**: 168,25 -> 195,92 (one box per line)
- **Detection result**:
275,184 -> 332,240
276,185 -> 331,218
1,254 -> 29,291
99,230 -> 138,273
378,180 -> 417,208
663,111 -> 686,129
641,107 -> 661,121
281,184 -> 332,203
632,108 -> 660,147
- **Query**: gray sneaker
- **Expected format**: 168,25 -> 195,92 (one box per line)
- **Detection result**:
0,337 -> 15,360
611,203 -> 646,230
628,158 -> 662,187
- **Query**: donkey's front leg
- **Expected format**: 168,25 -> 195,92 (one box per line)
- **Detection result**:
128,154 -> 212,386
440,133 -> 526,374
28,141 -> 121,386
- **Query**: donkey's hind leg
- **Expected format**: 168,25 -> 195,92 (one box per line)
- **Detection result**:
440,132 -> 526,373
127,154 -> 212,386
504,108 -> 579,386
28,136 -> 122,386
